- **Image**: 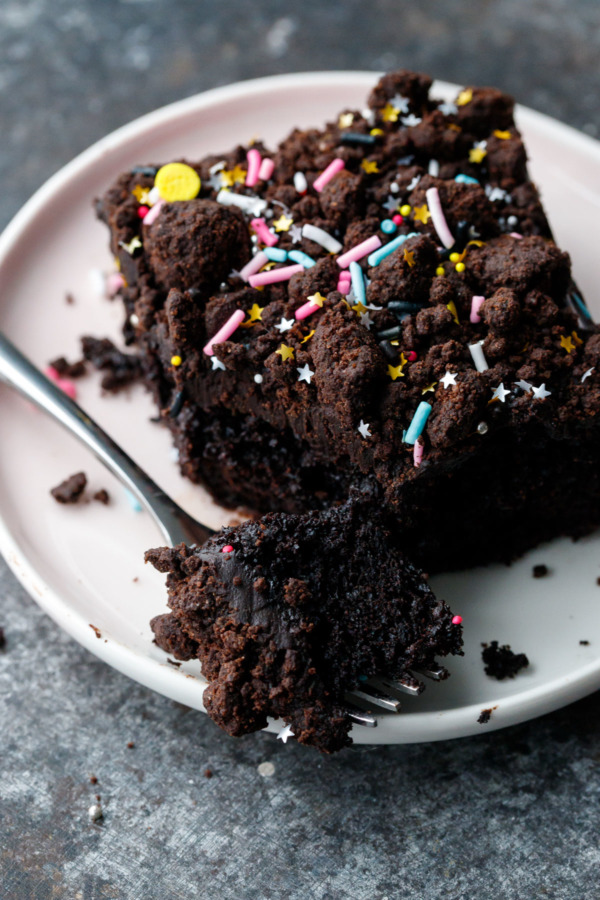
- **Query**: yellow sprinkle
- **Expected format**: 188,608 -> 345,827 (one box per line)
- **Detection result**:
400,204 -> 411,217
361,159 -> 379,174
307,292 -> 327,308
370,127 -> 384,136
132,185 -> 151,204
220,164 -> 247,187
469,147 -> 487,164
449,252 -> 460,263
352,301 -> 368,316
276,344 -> 295,362
422,381 -> 438,394
388,363 -> 405,381
560,334 -> 575,354
155,163 -> 201,202
403,248 -> 415,267
339,113 -> 354,128
446,301 -> 460,324
273,214 -> 294,233
436,266 -> 445,276
457,88 -> 473,107
447,123 -> 462,132
247,303 -> 264,322
455,262 -> 466,273
493,129 -> 512,140
413,204 -> 431,225
572,330 -> 583,346
381,103 -> 400,123
171,355 -> 182,367
301,330 -> 315,344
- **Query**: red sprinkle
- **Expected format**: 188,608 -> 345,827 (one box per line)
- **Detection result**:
137,205 -> 149,218
392,214 -> 403,225
406,351 -> 418,362
452,615 -> 463,625
222,545 -> 234,553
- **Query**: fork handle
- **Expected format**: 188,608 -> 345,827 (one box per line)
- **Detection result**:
0,332 -> 213,547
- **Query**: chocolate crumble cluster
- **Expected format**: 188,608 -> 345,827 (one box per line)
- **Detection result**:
96,70 -> 600,751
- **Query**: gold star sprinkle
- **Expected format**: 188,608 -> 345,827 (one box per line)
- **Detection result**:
361,159 -> 380,174
132,185 -> 151,204
301,329 -> 315,344
220,165 -> 246,187
352,301 -> 368,316
493,130 -> 512,140
307,292 -> 327,308
403,247 -> 415,267
469,147 -> 487,164
247,303 -> 264,322
422,382 -> 438,394
370,127 -> 384,136
338,112 -> 354,128
276,344 -> 295,362
273,214 -> 294,233
447,301 -> 460,324
572,331 -> 583,346
560,334 -> 575,354
413,204 -> 431,225
381,103 -> 400,123
388,364 -> 404,381
457,88 -> 473,106
447,123 -> 462,132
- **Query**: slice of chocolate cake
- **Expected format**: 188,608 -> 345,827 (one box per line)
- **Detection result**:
146,500 -> 463,753
96,69 -> 600,573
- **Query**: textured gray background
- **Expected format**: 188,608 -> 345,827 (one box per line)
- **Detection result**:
1,1 -> 600,898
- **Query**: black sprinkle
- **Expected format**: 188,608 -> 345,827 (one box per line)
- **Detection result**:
533,564 -> 549,578
169,390 -> 185,418
376,325 -> 403,341
131,165 -> 158,176
481,641 -> 530,680
340,132 -> 377,147
388,300 -> 423,312
379,340 -> 399,363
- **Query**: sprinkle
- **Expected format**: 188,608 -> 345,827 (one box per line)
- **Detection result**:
154,162 -> 201,201
125,490 -> 143,513
251,218 -> 278,247
301,223 -> 342,254
301,330 -> 315,344
455,262 -> 466,273
338,112 -> 354,128
358,420 -> 371,439
413,441 -> 424,467
470,295 -> 485,323
221,545 -> 234,553
406,351 -> 417,362
88,804 -> 103,823
247,303 -> 264,322
288,249 -> 316,268
469,145 -> 487,164
560,334 -> 576,354
254,373 -> 263,384
137,205 -> 149,219
289,224 -> 303,243
455,174 -> 480,185
392,213 -> 403,225
438,101 -> 458,116
142,199 -> 164,226
349,261 -> 366,306
413,204 -> 431,225
436,265 -> 445,276
170,355 -> 182,367
440,371 -> 457,389
211,357 -> 226,371
220,165 -> 246,187
245,148 -> 262,187
494,130 -> 512,140
361,159 -> 379,174
277,723 -> 295,743
381,103 -> 400,123
452,615 -> 463,625
457,88 -> 473,106
132,184 -> 151,204
296,364 -> 315,384
276,344 -> 295,362
275,316 -> 294,332
203,309 -> 245,356
446,301 -> 459,324
582,367 -> 595,382
273,213 -> 294,232
216,189 -> 266,216
509,232 -> 523,240
401,114 -> 422,127
404,402 -> 433,445
380,219 -> 396,235
404,247 -> 415,268
293,171 -> 308,194
257,761 -> 275,777
422,382 -> 437,394
264,247 -> 288,262
249,264 -> 303,287
313,158 -> 345,193
337,235 -> 382,269
340,132 -> 376,147
532,383 -> 551,400
367,232 -> 418,267
388,363 -> 405,381
477,422 -> 489,435
491,383 -> 510,403
469,341 -> 489,373
119,236 -> 142,255
400,204 -> 412,217
295,292 -> 326,321
239,251 -> 269,282
44,366 -> 77,400
425,187 -> 454,248
106,272 -> 125,297
258,157 -> 274,181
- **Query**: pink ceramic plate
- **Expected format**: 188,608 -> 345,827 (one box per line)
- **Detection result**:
1,73 -> 599,744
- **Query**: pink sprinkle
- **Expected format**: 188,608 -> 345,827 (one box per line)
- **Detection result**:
406,351 -> 417,362
137,205 -> 149,219
295,298 -> 321,321
413,442 -> 424,467
203,309 -> 245,356
338,270 -> 352,283
45,366 -> 77,400
249,264 -> 303,288
392,214 -> 403,225
425,187 -> 455,249
246,148 -> 262,187
337,235 -> 382,269
221,544 -> 234,553
470,295 -> 485,323
337,281 -> 349,295
106,272 -> 125,297
258,157 -> 275,181
45,365 -> 59,382
250,218 -> 278,247
452,615 -> 463,625
143,200 -> 164,226
313,158 -> 345,193
510,232 -> 523,239
239,251 -> 269,282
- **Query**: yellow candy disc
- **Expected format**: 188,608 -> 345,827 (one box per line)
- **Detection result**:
154,163 -> 201,202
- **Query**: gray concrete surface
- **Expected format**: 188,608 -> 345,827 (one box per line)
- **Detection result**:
1,1 -> 600,897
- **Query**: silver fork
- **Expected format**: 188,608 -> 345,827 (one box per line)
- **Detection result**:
0,331 -> 448,727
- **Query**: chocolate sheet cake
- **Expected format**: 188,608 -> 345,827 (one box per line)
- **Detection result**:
146,499 -> 463,753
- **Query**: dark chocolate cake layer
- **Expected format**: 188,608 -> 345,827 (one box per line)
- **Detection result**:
97,70 -> 600,570
146,500 -> 463,753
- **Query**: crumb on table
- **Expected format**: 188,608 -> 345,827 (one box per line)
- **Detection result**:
50,472 -> 87,504
481,641 -> 529,679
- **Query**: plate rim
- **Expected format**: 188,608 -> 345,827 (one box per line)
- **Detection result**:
1,70 -> 600,745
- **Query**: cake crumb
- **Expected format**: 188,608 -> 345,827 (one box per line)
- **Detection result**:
65,292 -> 75,305
478,707 -> 496,725
81,335 -> 143,393
93,489 -> 110,505
204,768 -> 213,779
482,641 -> 529,680
0,627 -> 5,649
48,356 -> 87,378
89,624 -> 102,639
90,775 -> 98,785
532,564 -> 549,578
127,741 -> 135,749
51,472 -> 87,504
580,640 -> 590,646
166,658 -> 182,667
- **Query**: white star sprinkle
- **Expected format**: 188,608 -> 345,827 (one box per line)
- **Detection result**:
440,371 -> 458,389
582,367 -> 595,382
438,101 -> 458,116
358,420 -> 371,439
358,312 -> 374,330
532,383 -> 551,400
401,114 -> 422,128
289,224 -> 303,244
515,379 -> 533,393
296,364 -> 315,384
383,195 -> 400,213
487,186 -> 508,203
275,316 -> 295,333
211,356 -> 226,371
277,723 -> 295,744
473,140 -> 488,151
391,94 -> 410,113
491,382 -> 510,403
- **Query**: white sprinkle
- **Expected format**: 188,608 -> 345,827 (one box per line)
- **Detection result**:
582,367 -> 595,383
407,174 -> 421,191
254,373 -> 263,384
147,186 -> 161,206
389,182 -> 400,194
358,420 -> 371,439
88,804 -> 103,822
216,189 -> 266,217
209,160 -> 226,175
401,114 -> 422,127
428,159 -> 440,177
258,761 -> 275,777
277,723 -> 295,743
275,316 -> 295,333
301,223 -> 342,254
169,447 -> 179,463
211,356 -> 226,371
532,383 -> 551,400
440,371 -> 457,389
468,341 -> 489,373
491,383 -> 510,403
507,215 -> 519,228
390,94 -> 410,114
438,101 -> 458,116
88,268 -> 106,298
296,364 -> 315,384
264,17 -> 296,58
293,171 -> 308,194
515,379 -> 533,393
477,421 -> 488,435
130,313 -> 139,326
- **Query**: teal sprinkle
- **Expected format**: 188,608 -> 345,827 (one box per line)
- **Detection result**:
455,174 -> 479,185
367,232 -> 419,267
264,247 -> 288,262
349,261 -> 366,305
380,218 -> 397,234
404,402 -> 433,445
288,249 -> 316,268
125,489 -> 143,513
